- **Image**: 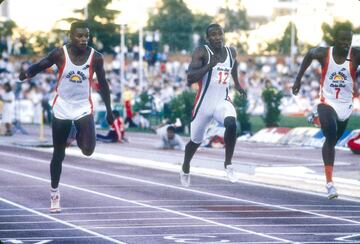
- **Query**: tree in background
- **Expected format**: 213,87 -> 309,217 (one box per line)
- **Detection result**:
233,92 -> 251,135
148,0 -> 193,52
64,0 -> 120,54
261,81 -> 283,127
217,0 -> 249,32
169,89 -> 196,134
0,20 -> 16,54
266,22 -> 298,55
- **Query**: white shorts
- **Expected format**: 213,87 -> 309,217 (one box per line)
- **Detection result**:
190,99 -> 236,144
52,95 -> 93,120
321,100 -> 353,121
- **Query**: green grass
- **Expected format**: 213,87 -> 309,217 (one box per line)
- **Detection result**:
249,115 -> 360,133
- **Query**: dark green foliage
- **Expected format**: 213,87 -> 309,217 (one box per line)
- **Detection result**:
261,87 -> 283,127
169,89 -> 196,126
148,0 -> 194,52
133,92 -> 153,113
64,0 -> 120,54
266,22 -> 297,55
233,92 -> 251,134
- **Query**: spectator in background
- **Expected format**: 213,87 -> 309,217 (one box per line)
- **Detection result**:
0,82 -> 15,136
157,125 -> 185,151
96,110 -> 126,143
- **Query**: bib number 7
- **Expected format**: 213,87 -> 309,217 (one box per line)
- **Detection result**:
335,87 -> 341,99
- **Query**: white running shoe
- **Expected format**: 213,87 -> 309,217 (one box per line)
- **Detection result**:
50,191 -> 61,213
326,182 -> 338,199
225,165 -> 239,183
180,170 -> 190,187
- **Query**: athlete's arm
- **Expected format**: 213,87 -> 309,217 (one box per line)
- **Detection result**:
187,46 -> 212,85
93,51 -> 114,125
292,47 -> 326,95
351,47 -> 360,97
230,47 -> 246,97
19,48 -> 62,81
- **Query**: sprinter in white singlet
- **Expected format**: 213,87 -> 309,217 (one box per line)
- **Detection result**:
19,21 -> 114,213
292,24 -> 360,199
180,24 -> 247,187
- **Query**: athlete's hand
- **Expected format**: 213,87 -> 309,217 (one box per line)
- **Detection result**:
106,112 -> 114,126
292,81 -> 301,95
19,71 -> 30,81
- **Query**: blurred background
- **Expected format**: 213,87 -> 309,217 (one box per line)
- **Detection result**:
0,0 -> 359,136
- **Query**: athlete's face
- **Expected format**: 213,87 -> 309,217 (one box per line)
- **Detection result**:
334,30 -> 352,53
206,26 -> 224,49
70,28 -> 90,51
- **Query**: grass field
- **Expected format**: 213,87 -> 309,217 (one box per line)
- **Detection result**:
249,115 -> 360,133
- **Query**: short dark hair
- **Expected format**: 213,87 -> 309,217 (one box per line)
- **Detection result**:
334,22 -> 353,39
206,23 -> 222,37
167,125 -> 176,133
70,21 -> 89,34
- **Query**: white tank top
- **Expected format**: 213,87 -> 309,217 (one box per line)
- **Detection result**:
320,47 -> 356,104
56,45 -> 95,102
192,45 -> 234,117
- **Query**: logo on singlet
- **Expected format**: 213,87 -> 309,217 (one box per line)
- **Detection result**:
66,70 -> 87,84
329,71 -> 347,88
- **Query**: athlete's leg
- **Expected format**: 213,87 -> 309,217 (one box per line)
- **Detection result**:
223,116 -> 237,168
213,100 -> 237,168
50,117 -> 72,189
74,114 -> 96,156
182,140 -> 201,174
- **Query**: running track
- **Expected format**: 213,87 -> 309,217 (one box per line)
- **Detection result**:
0,145 -> 360,244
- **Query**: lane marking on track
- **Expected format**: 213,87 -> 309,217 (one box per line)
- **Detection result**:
1,151 -> 360,223
0,167 -> 293,243
0,197 -> 126,244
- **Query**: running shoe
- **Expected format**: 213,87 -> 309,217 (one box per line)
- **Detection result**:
326,182 -> 338,199
225,165 -> 239,183
50,191 -> 61,213
180,170 -> 190,187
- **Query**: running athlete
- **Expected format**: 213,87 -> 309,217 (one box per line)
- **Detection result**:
292,25 -> 360,199
180,23 -> 247,187
19,21 -> 114,212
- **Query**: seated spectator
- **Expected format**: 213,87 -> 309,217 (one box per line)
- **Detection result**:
157,125 -> 185,150
348,132 -> 360,155
133,111 -> 150,129
96,110 -> 126,143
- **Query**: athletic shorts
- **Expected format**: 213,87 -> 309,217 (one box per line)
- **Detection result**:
320,100 -> 353,121
190,99 -> 236,144
52,96 -> 92,121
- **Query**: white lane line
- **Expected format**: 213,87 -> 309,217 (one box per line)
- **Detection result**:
0,168 -> 293,243
0,197 -> 125,244
2,215 -> 360,225
2,204 -> 359,211
1,151 -> 360,224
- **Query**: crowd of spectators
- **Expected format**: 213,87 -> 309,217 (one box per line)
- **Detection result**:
0,47 -> 359,133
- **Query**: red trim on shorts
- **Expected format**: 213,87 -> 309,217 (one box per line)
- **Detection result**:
192,80 -> 202,117
320,48 -> 330,103
88,50 -> 95,113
